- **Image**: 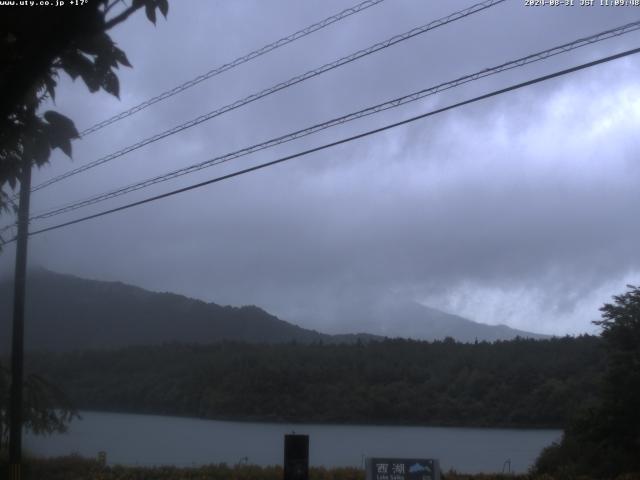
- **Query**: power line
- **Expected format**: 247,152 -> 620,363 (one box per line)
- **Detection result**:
29,20 -> 640,222
29,0 -> 506,194
15,45 -> 640,241
79,0 -> 388,136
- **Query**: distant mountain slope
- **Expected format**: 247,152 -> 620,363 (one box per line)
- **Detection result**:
0,269 -> 547,353
366,298 -> 549,342
0,269 -> 333,353
302,294 -> 549,343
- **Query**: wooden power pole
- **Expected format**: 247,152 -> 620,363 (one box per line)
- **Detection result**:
9,162 -> 32,480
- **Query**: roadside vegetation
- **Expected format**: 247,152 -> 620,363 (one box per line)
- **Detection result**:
2,455 -> 640,480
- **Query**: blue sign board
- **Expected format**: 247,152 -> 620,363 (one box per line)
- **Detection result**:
366,458 -> 440,480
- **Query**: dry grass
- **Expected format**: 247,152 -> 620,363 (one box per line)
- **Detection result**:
1,454 -> 640,480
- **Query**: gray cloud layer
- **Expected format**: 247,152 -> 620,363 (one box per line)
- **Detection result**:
2,0 -> 639,335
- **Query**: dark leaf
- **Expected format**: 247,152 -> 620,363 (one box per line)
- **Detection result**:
44,76 -> 57,102
32,131 -> 51,166
94,52 -> 114,76
145,2 -> 156,24
62,64 -> 80,81
78,32 -> 113,56
81,71 -> 102,93
102,70 -> 120,98
61,50 -> 97,90
113,46 -> 132,68
44,111 -> 78,158
57,136 -> 72,158
157,0 -> 168,18
92,37 -> 120,74
44,111 -> 79,139
0,124 -> 22,154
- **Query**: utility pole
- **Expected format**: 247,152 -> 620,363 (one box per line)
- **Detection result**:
9,160 -> 32,480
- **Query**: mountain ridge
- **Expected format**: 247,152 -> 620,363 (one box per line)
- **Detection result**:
0,269 -> 547,353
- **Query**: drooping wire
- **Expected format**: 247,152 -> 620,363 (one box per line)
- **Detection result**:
79,0 -> 388,137
28,0 -> 506,194
13,45 -> 640,241
29,20 -> 640,222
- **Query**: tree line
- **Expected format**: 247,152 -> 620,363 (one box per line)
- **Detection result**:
533,285 -> 640,477
20,335 -> 605,429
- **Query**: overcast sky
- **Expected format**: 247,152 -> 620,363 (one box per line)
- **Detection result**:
2,0 -> 639,336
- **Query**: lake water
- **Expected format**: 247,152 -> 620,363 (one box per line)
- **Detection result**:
25,411 -> 561,474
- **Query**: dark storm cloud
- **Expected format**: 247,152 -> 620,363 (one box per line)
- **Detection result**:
2,0 -> 640,335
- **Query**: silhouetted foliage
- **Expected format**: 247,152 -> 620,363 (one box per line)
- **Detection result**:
0,0 -> 169,454
0,0 -> 168,242
0,362 -> 78,453
26,335 -> 604,429
534,285 -> 640,478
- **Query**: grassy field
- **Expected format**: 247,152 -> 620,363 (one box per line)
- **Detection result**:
1,455 -> 640,480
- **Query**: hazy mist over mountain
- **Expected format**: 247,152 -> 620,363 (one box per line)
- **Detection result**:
293,290 -> 548,342
1,1 -> 639,338
0,269 -> 546,353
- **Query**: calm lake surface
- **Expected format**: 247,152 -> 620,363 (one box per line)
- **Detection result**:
25,411 -> 561,474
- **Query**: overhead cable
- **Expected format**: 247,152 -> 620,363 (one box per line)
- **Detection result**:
29,20 -> 640,222
29,0 -> 506,194
15,45 -> 640,241
79,0 -> 388,136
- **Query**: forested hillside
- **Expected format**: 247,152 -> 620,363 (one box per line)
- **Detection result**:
0,269 -> 332,352
0,270 -> 546,353
25,336 -> 604,428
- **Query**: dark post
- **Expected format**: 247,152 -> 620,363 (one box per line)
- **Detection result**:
9,162 -> 32,480
284,434 -> 309,480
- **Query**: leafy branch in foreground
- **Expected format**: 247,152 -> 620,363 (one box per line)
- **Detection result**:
0,362 -> 79,453
0,0 -> 169,243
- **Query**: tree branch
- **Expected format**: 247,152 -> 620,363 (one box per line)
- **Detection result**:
103,0 -> 122,15
104,3 -> 141,31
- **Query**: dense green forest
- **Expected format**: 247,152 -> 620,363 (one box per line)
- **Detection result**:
23,335 -> 604,429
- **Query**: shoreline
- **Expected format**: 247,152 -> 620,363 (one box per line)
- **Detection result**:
70,409 -> 566,432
